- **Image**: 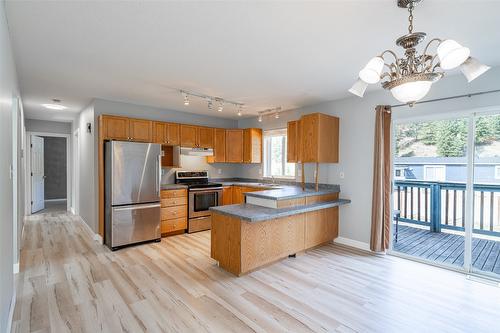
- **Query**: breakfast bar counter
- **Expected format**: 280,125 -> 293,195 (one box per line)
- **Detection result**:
209,191 -> 350,276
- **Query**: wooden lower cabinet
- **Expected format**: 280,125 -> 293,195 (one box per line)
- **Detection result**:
222,186 -> 233,205
160,189 -> 187,236
211,207 -> 338,276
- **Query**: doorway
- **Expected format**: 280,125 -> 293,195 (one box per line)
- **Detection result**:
391,110 -> 500,280
27,132 -> 70,214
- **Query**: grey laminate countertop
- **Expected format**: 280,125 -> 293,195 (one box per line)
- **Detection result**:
209,199 -> 351,222
160,184 -> 188,190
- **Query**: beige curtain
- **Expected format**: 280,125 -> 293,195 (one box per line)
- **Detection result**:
370,105 -> 392,252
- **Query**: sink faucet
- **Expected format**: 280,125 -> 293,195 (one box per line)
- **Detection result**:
271,176 -> 276,184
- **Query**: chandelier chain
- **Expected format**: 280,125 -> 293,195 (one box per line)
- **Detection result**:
408,2 -> 414,33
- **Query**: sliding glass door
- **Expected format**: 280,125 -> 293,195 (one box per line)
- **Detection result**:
391,110 -> 500,280
471,113 -> 500,279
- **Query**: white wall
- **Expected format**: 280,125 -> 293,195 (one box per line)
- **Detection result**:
238,67 -> 500,245
25,118 -> 71,134
0,1 -> 20,332
76,104 -> 96,232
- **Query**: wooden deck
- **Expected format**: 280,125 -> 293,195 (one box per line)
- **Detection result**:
394,225 -> 500,275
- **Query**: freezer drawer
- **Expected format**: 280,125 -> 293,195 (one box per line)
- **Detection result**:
109,203 -> 161,248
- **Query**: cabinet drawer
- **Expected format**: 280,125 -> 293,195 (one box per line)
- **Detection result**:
161,189 -> 187,199
161,197 -> 187,207
161,217 -> 187,233
161,205 -> 187,220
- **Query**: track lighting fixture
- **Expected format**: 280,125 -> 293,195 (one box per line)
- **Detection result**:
179,89 -> 244,114
258,114 -> 263,122
256,107 -> 282,123
275,112 -> 280,119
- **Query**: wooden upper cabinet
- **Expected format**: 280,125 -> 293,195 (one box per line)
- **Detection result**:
243,128 -> 262,164
180,125 -> 198,147
166,123 -> 180,145
287,120 -> 299,163
300,113 -> 339,163
101,115 -> 129,140
225,129 -> 244,163
129,119 -> 152,142
153,121 -> 167,144
198,127 -> 214,148
209,128 -> 226,163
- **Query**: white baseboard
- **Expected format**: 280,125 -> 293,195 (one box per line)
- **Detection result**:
334,237 -> 371,252
45,198 -> 67,202
77,216 -> 103,244
7,286 -> 16,333
13,262 -> 19,274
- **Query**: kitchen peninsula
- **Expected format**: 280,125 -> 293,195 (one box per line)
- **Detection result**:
210,184 -> 350,276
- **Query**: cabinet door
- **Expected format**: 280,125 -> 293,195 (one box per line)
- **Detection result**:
153,122 -> 167,144
225,130 -> 243,163
166,123 -> 180,145
213,129 -> 226,162
287,121 -> 298,163
102,116 -> 129,140
300,113 -> 319,162
198,127 -> 214,148
243,128 -> 262,163
180,125 -> 197,147
222,186 -> 233,205
232,186 -> 245,204
129,119 -> 152,142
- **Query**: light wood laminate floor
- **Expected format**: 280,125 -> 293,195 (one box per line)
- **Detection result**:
12,211 -> 500,333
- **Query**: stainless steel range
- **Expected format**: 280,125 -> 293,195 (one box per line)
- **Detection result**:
175,171 -> 222,233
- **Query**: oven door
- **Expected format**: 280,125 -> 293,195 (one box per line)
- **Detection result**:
189,188 -> 222,218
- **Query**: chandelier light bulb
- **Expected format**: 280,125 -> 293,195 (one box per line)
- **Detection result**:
437,39 -> 470,70
348,79 -> 368,98
460,57 -> 491,83
359,57 -> 384,84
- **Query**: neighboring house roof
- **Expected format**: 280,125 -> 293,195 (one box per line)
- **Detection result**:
395,156 -> 500,165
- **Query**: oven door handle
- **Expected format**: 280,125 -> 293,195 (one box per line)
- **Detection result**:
189,187 -> 223,192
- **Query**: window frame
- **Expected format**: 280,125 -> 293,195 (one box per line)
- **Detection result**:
262,128 -> 295,180
494,165 -> 500,180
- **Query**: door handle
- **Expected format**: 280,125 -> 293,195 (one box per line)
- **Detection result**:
113,203 -> 160,211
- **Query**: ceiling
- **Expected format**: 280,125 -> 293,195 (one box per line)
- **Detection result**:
5,0 -> 500,122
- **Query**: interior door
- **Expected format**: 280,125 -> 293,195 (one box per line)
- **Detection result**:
31,135 -> 45,213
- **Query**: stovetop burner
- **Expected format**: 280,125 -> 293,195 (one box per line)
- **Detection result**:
175,170 -> 222,189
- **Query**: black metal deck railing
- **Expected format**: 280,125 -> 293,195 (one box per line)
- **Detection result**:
394,180 -> 500,236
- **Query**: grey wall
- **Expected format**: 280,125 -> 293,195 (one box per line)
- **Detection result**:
0,1 -> 20,332
25,118 -> 71,134
238,66 -> 500,245
42,136 -> 67,200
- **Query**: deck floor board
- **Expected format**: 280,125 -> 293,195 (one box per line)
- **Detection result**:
393,225 -> 500,275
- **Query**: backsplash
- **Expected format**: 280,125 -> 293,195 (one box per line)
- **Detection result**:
161,155 -> 239,184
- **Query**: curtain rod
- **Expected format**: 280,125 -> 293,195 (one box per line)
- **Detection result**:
390,89 -> 500,109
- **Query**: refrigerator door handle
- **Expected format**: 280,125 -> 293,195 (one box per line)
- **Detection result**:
113,203 -> 161,211
157,155 -> 161,196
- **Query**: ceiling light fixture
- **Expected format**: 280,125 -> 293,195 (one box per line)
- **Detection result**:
349,0 -> 490,106
42,98 -> 67,110
237,105 -> 243,117
258,114 -> 263,122
256,107 -> 282,122
180,89 -> 245,113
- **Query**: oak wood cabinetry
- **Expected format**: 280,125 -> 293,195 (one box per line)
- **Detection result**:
209,128 -> 226,163
211,206 -> 339,276
243,128 -> 262,164
153,122 -> 180,145
101,115 -> 152,142
160,189 -> 187,235
222,186 -> 233,205
300,113 -> 339,163
180,125 -> 214,148
225,129 -> 244,163
287,120 -> 300,163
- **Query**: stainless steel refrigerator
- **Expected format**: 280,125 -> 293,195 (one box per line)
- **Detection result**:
104,141 -> 162,250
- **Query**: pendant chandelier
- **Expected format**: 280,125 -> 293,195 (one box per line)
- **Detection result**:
349,0 -> 490,106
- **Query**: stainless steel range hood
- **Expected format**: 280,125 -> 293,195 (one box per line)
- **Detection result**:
180,147 -> 214,157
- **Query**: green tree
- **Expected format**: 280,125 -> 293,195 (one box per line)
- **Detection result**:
420,121 -> 440,145
475,116 -> 494,145
436,119 -> 467,157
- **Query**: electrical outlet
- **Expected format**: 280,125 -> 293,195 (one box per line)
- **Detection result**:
339,171 -> 345,179
217,169 -> 222,175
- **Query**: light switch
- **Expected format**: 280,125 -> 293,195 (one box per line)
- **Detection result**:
339,172 -> 345,179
